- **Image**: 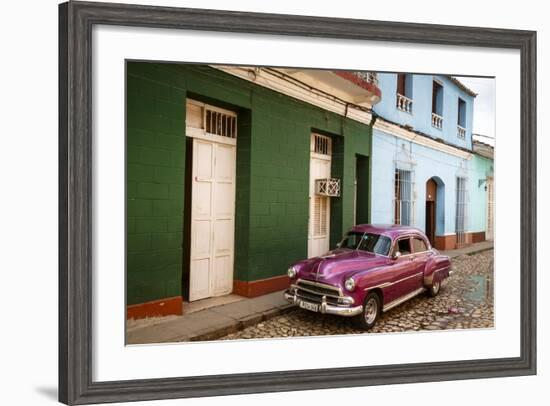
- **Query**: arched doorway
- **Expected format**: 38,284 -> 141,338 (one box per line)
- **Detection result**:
425,179 -> 437,244
425,176 -> 445,246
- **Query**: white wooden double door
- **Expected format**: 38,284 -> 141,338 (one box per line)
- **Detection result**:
189,136 -> 236,301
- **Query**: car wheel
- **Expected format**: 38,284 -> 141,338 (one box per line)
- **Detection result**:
428,280 -> 441,297
354,292 -> 381,330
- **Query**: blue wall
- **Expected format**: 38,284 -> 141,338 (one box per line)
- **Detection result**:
373,74 -> 475,150
371,129 -> 473,236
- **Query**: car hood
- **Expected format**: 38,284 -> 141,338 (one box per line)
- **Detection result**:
295,249 -> 388,285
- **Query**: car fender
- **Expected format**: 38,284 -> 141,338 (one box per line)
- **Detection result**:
351,266 -> 390,303
423,254 -> 451,286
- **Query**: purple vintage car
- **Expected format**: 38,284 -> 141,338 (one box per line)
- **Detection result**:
284,224 -> 452,329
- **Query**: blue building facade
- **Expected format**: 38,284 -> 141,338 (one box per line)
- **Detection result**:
370,73 -> 492,250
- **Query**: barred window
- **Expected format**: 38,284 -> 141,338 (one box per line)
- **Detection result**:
311,133 -> 332,156
455,177 -> 468,245
186,99 -> 237,139
394,169 -> 414,226
205,108 -> 237,139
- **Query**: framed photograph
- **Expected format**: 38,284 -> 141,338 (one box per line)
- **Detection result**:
59,1 -> 536,404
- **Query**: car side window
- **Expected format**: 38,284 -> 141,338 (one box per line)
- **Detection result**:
412,237 -> 428,253
396,238 -> 412,255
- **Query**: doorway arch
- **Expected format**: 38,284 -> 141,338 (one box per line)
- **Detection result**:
425,176 -> 445,245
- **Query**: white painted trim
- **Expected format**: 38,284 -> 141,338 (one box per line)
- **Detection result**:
311,152 -> 332,161
186,126 -> 237,146
213,65 -> 373,126
187,98 -> 237,118
374,119 -> 473,160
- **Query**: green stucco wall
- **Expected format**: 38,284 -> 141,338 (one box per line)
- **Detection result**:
127,62 -> 372,305
469,153 -> 493,233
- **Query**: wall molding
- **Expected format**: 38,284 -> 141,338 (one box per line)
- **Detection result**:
214,66 -> 373,126
374,118 -> 473,159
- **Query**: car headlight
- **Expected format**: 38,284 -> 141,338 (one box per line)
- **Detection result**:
344,278 -> 356,292
287,266 -> 297,278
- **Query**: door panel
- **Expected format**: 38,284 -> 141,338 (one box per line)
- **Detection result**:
308,155 -> 331,258
410,237 -> 431,290
193,183 -> 212,216
215,144 -> 235,181
213,254 -> 232,296
189,138 -> 236,301
215,183 -> 234,215
425,201 -> 435,244
189,258 -> 211,302
196,142 -> 213,178
383,259 -> 415,304
191,220 -> 211,257
388,237 -> 423,300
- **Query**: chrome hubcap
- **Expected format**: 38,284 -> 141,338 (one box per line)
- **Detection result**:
364,298 -> 378,324
432,281 -> 440,294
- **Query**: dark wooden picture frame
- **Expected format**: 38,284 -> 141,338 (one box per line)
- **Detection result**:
59,1 -> 537,404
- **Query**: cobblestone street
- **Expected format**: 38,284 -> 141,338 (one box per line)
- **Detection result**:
221,250 -> 494,340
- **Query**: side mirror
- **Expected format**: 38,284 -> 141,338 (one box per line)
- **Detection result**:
392,251 -> 402,260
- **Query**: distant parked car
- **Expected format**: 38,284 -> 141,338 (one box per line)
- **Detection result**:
284,224 -> 452,329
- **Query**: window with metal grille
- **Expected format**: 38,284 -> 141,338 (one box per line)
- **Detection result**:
315,178 -> 340,197
205,108 -> 237,138
455,177 -> 468,245
311,133 -> 332,156
186,99 -> 237,139
312,196 -> 329,236
394,169 -> 414,226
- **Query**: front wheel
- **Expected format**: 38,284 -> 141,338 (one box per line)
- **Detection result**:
353,292 -> 381,330
427,280 -> 441,297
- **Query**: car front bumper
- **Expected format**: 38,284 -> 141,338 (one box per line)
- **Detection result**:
284,290 -> 363,317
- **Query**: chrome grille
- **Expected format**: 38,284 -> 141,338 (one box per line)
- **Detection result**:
295,289 -> 340,305
295,280 -> 342,300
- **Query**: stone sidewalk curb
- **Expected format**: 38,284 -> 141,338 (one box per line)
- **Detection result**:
444,241 -> 494,258
189,304 -> 295,342
127,292 -> 295,344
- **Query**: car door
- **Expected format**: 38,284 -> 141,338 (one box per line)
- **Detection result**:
385,236 -> 419,301
411,235 -> 432,288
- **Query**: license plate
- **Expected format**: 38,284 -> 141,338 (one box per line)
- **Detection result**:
298,300 -> 319,312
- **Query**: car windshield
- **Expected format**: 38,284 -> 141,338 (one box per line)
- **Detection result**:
339,232 -> 392,256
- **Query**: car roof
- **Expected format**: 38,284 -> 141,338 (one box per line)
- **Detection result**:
349,224 -> 426,240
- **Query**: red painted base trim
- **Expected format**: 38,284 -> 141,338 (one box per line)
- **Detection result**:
434,234 -> 456,250
127,296 -> 183,320
472,231 -> 486,243
434,232 -> 486,250
233,275 -> 290,298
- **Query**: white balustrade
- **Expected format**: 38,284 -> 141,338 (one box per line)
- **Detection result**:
396,93 -> 413,113
457,125 -> 466,139
431,113 -> 443,129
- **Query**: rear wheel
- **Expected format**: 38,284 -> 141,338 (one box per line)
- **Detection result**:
353,292 -> 381,330
428,280 -> 441,297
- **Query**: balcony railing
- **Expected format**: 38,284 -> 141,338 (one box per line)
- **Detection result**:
396,93 -> 413,113
353,71 -> 379,86
457,125 -> 466,139
431,113 -> 443,130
